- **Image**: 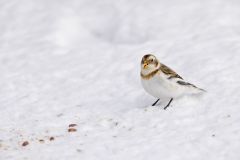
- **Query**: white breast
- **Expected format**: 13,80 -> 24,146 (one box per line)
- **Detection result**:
141,73 -> 185,99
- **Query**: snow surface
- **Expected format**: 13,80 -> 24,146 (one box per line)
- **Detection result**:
0,0 -> 240,160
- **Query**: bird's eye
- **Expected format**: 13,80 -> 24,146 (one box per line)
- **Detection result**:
150,59 -> 153,62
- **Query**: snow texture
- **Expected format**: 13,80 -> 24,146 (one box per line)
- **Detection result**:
0,0 -> 240,160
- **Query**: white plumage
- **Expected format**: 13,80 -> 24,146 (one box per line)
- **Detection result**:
141,71 -> 204,99
140,54 -> 205,109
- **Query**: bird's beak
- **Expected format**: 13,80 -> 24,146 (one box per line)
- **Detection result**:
143,62 -> 148,69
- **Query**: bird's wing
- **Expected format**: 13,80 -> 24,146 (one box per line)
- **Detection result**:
176,80 -> 206,92
160,63 -> 183,80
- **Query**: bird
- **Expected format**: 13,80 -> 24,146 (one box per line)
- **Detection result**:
140,54 -> 205,110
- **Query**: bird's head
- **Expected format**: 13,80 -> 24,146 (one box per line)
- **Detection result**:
141,54 -> 160,74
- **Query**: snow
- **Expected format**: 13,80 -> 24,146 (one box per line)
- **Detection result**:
0,0 -> 240,160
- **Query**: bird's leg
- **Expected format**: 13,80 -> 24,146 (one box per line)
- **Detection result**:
152,99 -> 160,106
164,98 -> 173,110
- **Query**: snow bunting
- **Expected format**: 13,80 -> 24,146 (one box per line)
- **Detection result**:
140,54 -> 205,109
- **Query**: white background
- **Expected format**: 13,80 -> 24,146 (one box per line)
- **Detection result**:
0,0 -> 240,159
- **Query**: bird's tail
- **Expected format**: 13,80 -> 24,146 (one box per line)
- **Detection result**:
192,87 -> 206,94
177,80 -> 206,94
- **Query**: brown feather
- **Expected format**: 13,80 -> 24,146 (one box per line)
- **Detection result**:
141,69 -> 160,80
160,63 -> 183,80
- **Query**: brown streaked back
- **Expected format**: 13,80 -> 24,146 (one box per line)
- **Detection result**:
160,63 -> 183,80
